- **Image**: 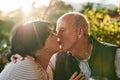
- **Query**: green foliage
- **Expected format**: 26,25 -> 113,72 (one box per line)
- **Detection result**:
46,0 -> 73,32
0,20 -> 14,72
0,20 -> 14,54
83,8 -> 120,45
46,0 -> 73,25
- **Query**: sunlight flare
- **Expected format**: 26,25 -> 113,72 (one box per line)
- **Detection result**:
0,0 -> 50,14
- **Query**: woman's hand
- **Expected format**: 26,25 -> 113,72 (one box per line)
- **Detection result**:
69,72 -> 85,80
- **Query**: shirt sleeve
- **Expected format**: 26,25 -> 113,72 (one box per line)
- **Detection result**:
115,48 -> 120,78
49,53 -> 58,70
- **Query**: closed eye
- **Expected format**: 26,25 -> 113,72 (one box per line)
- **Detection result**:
60,28 -> 65,32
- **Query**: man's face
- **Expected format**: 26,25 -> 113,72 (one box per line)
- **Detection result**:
56,19 -> 78,51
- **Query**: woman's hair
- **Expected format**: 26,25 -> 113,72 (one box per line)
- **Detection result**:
7,20 -> 53,61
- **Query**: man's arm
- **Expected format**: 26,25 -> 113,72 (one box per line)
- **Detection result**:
48,53 -> 57,70
47,65 -> 54,80
47,53 -> 57,80
116,48 -> 120,78
10,54 -> 24,63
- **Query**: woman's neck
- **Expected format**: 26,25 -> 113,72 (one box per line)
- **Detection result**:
35,48 -> 54,70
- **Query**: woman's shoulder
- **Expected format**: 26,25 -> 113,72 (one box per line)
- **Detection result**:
0,57 -> 48,80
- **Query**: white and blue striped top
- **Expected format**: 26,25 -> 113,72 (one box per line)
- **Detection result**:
0,57 -> 48,80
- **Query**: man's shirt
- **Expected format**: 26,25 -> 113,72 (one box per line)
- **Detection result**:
49,48 -> 120,79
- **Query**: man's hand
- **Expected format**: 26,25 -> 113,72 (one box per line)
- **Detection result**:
11,54 -> 24,63
69,72 -> 85,80
11,54 -> 35,63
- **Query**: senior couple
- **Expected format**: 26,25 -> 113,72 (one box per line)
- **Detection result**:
0,12 -> 120,80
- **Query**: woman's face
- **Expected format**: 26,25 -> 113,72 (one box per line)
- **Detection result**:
43,33 -> 60,54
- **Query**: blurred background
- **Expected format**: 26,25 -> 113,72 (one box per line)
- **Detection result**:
0,0 -> 120,72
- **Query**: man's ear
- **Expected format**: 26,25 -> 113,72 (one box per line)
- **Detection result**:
77,27 -> 84,38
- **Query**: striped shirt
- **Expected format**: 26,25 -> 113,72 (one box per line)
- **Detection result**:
0,57 -> 48,80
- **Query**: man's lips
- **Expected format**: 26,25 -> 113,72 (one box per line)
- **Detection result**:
57,38 -> 62,49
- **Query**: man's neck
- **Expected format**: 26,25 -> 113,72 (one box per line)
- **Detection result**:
71,38 -> 93,60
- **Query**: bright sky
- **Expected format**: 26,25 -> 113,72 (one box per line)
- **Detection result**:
0,0 -> 119,14
65,0 -> 120,5
64,0 -> 120,11
0,0 -> 50,14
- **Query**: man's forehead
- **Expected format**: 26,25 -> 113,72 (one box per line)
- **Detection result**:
56,22 -> 66,32
57,17 -> 73,26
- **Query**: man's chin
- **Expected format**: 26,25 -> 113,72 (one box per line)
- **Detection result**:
61,48 -> 69,52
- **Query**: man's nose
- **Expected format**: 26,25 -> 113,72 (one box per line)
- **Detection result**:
57,30 -> 62,38
57,31 -> 62,43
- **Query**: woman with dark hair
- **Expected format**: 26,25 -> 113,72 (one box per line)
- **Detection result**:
0,20 -> 60,80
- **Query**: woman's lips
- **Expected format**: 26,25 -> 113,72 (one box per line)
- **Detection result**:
57,38 -> 62,49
